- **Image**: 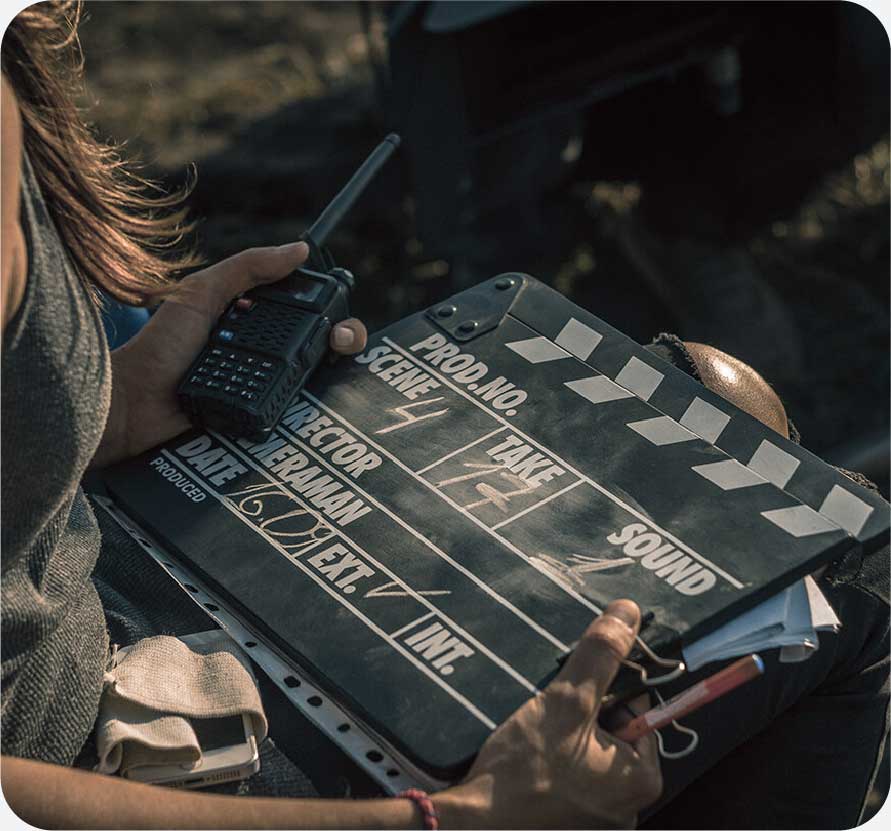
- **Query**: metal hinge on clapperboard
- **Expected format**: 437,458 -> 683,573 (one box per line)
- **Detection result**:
425,274 -> 527,341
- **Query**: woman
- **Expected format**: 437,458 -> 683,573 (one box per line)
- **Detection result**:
1,3 -> 661,827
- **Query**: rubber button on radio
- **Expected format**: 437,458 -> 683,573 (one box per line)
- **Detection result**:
235,298 -> 255,312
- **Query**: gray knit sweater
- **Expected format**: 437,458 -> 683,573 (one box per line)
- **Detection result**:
1,153 -> 110,764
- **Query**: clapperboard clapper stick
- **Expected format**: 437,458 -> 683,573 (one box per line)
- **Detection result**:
99,273 -> 890,785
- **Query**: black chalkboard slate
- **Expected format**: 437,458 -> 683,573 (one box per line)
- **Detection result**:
101,274 -> 889,781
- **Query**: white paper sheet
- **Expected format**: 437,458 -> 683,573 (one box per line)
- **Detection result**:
682,575 -> 840,672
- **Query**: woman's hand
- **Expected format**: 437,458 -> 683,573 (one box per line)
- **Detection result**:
94,242 -> 367,467
432,600 -> 662,829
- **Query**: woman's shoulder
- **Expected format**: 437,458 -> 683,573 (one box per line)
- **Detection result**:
2,74 -> 27,331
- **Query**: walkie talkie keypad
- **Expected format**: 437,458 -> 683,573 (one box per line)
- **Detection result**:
183,344 -> 285,408
177,271 -> 350,440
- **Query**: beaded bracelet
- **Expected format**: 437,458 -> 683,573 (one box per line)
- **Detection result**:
399,788 -> 440,830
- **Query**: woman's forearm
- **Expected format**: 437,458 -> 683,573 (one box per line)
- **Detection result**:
1,756 -> 436,830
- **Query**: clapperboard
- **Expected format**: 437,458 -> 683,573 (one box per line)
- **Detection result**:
98,274 -> 889,786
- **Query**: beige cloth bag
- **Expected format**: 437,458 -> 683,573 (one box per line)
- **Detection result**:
96,629 -> 267,778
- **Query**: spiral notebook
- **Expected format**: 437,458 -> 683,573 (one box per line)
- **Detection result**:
98,273 -> 888,782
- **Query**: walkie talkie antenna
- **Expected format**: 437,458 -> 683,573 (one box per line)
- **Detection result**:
304,133 -> 401,248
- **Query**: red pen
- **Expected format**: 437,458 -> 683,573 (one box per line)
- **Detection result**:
613,654 -> 765,744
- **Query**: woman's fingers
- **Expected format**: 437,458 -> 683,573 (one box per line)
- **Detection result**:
223,242 -> 309,288
178,242 -> 310,319
627,727 -> 663,809
600,692 -> 651,734
330,318 -> 368,355
555,599 -> 641,711
219,242 -> 310,292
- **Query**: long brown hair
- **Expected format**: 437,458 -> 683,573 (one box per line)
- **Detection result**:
1,1 -> 199,305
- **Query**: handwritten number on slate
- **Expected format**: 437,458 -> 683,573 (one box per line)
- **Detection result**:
375,398 -> 450,435
436,463 -> 538,513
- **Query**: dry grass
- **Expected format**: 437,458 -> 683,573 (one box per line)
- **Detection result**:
79,1 -> 385,168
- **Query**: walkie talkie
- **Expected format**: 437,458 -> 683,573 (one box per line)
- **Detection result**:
177,134 -> 400,440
